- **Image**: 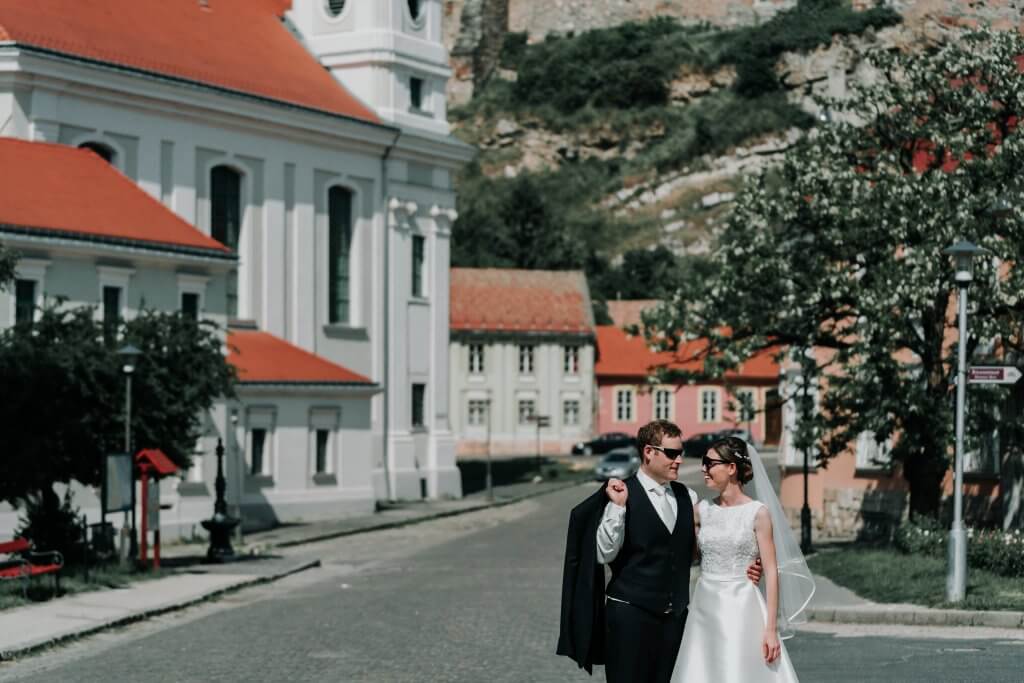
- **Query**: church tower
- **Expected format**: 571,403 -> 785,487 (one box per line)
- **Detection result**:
287,0 -> 451,137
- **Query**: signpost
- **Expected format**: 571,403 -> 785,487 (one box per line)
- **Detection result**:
530,414 -> 551,477
967,366 -> 1022,385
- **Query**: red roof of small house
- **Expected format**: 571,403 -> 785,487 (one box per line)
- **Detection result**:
595,325 -> 780,381
0,138 -> 231,255
227,329 -> 373,385
606,299 -> 660,328
0,0 -> 380,125
450,268 -> 595,335
135,448 -> 179,477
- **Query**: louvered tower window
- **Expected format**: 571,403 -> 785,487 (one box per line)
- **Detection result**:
325,0 -> 346,17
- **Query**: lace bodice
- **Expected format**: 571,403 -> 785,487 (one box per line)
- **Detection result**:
697,499 -> 765,577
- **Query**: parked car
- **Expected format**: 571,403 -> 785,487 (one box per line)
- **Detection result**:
684,429 -> 762,459
594,448 -> 641,481
572,432 -> 634,456
682,431 -> 720,459
714,428 -> 762,450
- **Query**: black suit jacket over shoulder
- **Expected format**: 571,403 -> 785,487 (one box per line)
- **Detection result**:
556,485 -> 608,674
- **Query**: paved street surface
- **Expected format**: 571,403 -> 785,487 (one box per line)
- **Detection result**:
1,482 -> 1022,682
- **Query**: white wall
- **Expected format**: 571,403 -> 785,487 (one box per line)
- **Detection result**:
449,337 -> 596,455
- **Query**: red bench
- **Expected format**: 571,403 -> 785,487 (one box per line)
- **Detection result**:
0,537 -> 63,597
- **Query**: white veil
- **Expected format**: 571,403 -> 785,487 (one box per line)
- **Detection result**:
746,441 -> 816,639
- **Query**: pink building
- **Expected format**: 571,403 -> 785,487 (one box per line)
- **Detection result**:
594,324 -> 782,446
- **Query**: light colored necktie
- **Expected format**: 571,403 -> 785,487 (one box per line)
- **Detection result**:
659,486 -> 676,531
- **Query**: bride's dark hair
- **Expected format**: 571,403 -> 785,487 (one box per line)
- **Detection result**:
710,436 -> 754,484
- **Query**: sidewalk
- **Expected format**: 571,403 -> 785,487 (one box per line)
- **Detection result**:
804,574 -> 1024,629
0,476 -> 585,661
0,556 -> 319,660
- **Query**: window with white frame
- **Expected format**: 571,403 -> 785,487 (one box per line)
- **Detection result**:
310,408 -> 340,478
328,186 -> 353,325
468,344 -> 485,374
467,399 -> 488,426
615,389 -> 634,422
700,389 -> 719,422
246,408 -> 275,477
855,431 -> 892,470
412,234 -> 426,298
98,266 -> 133,345
10,259 -> 48,326
412,383 -> 426,428
14,280 -> 36,325
518,399 -> 536,425
177,273 -> 208,322
518,344 -> 535,375
654,389 -> 673,421
563,399 -> 580,426
736,388 -> 757,423
210,165 -> 242,318
563,345 -> 580,375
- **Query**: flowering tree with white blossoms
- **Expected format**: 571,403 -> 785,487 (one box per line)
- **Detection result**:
645,29 -> 1024,521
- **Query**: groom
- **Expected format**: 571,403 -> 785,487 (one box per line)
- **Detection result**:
557,419 -> 761,682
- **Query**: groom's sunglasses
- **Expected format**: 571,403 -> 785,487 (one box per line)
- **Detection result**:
650,445 -> 684,460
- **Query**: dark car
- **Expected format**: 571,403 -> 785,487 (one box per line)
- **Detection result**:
682,431 -> 720,459
571,432 -> 635,456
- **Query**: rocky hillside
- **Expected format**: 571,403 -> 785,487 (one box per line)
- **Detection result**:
443,1 -> 1024,312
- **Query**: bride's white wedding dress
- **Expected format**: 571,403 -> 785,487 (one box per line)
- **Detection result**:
670,499 -> 800,683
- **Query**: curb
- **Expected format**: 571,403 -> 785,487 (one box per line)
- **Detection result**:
0,558 -> 321,661
268,479 -> 589,550
806,606 -> 1024,629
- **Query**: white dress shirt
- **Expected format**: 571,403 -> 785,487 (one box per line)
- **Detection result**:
596,468 -> 699,564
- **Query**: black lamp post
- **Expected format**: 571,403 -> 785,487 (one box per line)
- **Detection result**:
799,377 -> 813,555
202,438 -> 239,562
117,344 -> 142,559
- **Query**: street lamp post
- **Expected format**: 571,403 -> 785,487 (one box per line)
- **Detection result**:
942,239 -> 988,602
117,344 -> 142,560
484,395 -> 494,502
800,374 -> 813,555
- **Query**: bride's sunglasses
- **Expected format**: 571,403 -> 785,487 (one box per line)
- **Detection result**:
702,455 -> 730,471
650,445 -> 684,460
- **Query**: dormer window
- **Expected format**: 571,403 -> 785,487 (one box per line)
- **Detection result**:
325,0 -> 346,17
79,142 -> 115,164
408,0 -> 422,21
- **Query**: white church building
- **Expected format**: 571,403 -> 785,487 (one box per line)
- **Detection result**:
0,0 -> 472,536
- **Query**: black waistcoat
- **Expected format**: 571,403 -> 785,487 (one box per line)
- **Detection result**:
606,476 -> 695,616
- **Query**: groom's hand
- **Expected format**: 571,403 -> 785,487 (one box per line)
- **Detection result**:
606,478 -> 628,507
746,558 -> 763,584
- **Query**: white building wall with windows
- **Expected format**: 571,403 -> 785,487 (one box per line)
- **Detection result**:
449,339 -> 596,455
0,0 -> 472,537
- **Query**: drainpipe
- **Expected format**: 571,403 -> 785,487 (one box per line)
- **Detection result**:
381,129 -> 401,502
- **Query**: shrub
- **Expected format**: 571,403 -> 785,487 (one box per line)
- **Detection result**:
16,489 -> 85,567
894,519 -> 1024,579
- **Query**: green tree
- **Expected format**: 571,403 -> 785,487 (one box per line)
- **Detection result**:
0,244 -> 15,288
0,305 -> 235,517
646,29 -> 1024,519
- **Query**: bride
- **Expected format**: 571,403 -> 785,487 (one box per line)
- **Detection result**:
671,436 -> 814,683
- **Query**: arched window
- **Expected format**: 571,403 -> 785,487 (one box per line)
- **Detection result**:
325,0 -> 346,17
327,187 -> 353,324
79,142 -> 115,164
211,165 -> 242,317
408,0 -> 422,20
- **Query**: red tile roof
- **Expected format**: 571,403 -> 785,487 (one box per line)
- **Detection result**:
606,299 -> 660,328
228,329 -> 373,385
0,0 -> 380,125
450,268 -> 595,335
595,326 -> 780,381
0,138 -> 230,254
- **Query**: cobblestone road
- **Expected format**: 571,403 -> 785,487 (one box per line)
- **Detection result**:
0,484 -> 1021,682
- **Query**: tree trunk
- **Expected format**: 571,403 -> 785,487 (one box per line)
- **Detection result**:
903,452 -> 946,520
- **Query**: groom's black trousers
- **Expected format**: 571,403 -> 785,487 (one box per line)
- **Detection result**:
604,600 -> 687,683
